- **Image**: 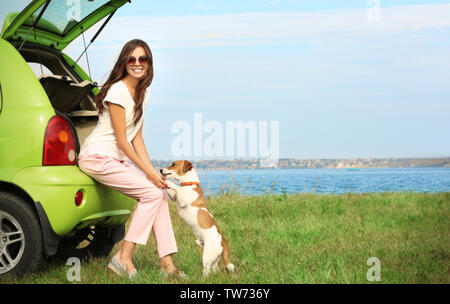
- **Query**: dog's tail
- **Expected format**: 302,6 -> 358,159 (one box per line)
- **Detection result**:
222,238 -> 235,273
226,263 -> 235,273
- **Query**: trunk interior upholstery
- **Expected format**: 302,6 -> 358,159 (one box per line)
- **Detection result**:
20,46 -> 99,146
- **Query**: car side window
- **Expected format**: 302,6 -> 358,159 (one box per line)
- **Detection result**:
27,62 -> 53,77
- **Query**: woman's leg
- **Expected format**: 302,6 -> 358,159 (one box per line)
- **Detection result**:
159,254 -> 177,273
115,241 -> 136,271
122,188 -> 165,245
122,162 -> 179,272
151,191 -> 178,273
78,155 -> 178,272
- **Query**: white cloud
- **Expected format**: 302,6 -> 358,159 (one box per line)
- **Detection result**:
62,3 -> 450,108
68,3 -> 450,51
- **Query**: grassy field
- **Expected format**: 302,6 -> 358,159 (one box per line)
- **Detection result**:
1,191 -> 449,284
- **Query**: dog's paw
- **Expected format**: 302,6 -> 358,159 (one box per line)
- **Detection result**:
165,188 -> 177,201
195,239 -> 204,247
165,181 -> 177,189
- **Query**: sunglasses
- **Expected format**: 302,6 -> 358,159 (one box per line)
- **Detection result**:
126,55 -> 150,66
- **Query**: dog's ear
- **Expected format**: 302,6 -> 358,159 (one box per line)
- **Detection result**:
183,160 -> 193,172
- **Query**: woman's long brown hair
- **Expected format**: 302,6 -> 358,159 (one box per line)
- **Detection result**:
95,39 -> 154,126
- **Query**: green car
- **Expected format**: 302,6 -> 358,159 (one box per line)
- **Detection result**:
0,0 -> 136,275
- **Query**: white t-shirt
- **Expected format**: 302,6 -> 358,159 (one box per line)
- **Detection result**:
79,80 -> 148,161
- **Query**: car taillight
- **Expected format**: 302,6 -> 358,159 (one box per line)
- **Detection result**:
43,115 -> 77,166
75,190 -> 84,207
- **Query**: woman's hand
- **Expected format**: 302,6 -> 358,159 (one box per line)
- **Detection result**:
147,171 -> 168,189
108,104 -> 167,189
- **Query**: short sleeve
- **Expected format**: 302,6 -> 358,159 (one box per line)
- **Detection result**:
102,82 -> 128,109
143,89 -> 149,108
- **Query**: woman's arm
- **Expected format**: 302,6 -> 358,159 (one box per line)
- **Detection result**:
108,102 -> 166,188
131,123 -> 159,176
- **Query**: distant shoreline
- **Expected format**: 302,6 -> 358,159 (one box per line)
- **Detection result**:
152,157 -> 450,170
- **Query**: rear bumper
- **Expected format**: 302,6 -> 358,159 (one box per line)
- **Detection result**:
11,165 -> 135,236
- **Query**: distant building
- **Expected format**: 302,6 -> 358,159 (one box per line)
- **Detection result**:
259,158 -> 279,168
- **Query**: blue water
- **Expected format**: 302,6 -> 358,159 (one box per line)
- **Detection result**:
195,167 -> 450,196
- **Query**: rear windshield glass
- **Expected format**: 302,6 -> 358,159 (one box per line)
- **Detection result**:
26,0 -> 110,36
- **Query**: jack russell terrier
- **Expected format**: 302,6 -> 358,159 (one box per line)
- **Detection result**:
160,160 -> 235,276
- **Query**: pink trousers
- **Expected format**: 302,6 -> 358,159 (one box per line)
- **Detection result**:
77,154 -> 178,259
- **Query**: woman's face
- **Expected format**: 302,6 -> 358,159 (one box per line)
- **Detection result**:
125,46 -> 149,79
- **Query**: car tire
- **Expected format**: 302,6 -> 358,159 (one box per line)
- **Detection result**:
55,226 -> 117,260
0,192 -> 44,276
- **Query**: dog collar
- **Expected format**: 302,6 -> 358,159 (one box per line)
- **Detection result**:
180,181 -> 200,186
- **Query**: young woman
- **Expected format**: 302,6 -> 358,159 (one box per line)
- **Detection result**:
78,39 -> 183,278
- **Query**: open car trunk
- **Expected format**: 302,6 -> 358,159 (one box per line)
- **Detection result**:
2,0 -> 130,149
20,44 -> 98,148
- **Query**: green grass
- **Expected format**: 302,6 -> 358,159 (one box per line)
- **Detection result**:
1,191 -> 449,284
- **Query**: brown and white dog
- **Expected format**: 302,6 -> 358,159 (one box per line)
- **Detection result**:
160,160 -> 234,276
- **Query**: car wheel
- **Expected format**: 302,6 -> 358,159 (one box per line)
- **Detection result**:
55,226 -> 117,260
0,192 -> 44,276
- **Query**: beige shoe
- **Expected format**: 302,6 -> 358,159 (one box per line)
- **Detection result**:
108,256 -> 138,279
159,269 -> 188,279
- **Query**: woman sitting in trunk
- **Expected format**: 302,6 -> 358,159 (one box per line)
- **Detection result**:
78,39 -> 186,279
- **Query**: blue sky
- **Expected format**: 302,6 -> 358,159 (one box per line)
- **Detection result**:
118,0 -> 450,15
1,0 -> 450,160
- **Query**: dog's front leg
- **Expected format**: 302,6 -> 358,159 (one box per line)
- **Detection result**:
165,188 -> 177,202
165,181 -> 184,207
166,181 -> 191,208
165,181 -> 180,193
